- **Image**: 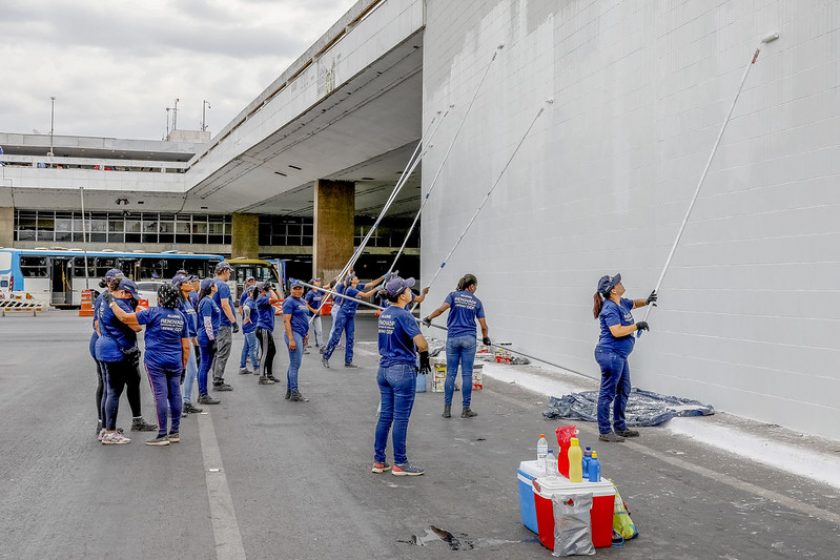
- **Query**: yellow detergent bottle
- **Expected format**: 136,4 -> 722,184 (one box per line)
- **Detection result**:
568,437 -> 583,482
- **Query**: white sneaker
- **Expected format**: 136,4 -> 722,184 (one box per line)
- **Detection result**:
102,431 -> 131,445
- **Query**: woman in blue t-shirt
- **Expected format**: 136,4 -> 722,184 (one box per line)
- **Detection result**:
255,282 -> 282,384
282,280 -> 316,401
196,278 -> 223,405
422,274 -> 491,419
91,268 -> 123,439
592,273 -> 657,443
373,276 -> 430,477
239,285 -> 261,377
106,283 -> 190,446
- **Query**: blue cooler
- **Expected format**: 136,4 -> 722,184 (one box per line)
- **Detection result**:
517,460 -> 542,534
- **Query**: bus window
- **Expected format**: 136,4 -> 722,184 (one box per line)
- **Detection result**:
139,258 -> 165,280
96,257 -> 118,278
20,256 -> 48,277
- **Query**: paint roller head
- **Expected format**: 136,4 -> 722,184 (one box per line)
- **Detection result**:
762,32 -> 780,44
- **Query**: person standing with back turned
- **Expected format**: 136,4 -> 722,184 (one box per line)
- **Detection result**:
211,262 -> 238,392
592,273 -> 656,442
422,274 -> 491,419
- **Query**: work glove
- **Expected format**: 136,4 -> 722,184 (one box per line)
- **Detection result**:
635,321 -> 650,332
646,290 -> 658,306
103,291 -> 115,305
232,322 -> 240,334
383,271 -> 394,283
482,336 -> 492,346
180,369 -> 186,385
208,340 -> 217,354
421,316 -> 432,328
418,351 -> 431,375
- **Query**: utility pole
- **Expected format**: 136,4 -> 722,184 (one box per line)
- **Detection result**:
201,100 -> 211,132
172,97 -> 180,131
48,96 -> 55,157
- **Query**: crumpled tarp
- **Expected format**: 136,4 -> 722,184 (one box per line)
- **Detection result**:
543,388 -> 714,427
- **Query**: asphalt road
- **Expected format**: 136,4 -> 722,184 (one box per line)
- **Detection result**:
0,312 -> 838,560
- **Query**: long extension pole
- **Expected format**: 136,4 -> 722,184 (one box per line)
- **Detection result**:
79,187 -> 90,290
297,279 -> 596,380
640,32 -> 780,333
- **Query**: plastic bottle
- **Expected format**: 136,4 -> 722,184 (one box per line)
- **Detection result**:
568,437 -> 583,482
588,451 -> 601,482
582,446 -> 592,480
537,434 -> 548,463
545,449 -> 556,477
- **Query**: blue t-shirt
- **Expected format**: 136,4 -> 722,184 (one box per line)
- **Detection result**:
445,290 -> 486,338
89,292 -> 105,358
239,290 -> 250,307
304,289 -> 323,316
333,283 -> 346,308
255,295 -> 275,331
179,298 -> 198,338
213,279 -> 234,327
282,296 -> 310,338
197,297 -> 221,344
188,290 -> 199,310
95,298 -> 137,362
241,298 -> 258,334
137,307 -> 189,370
339,283 -> 366,316
596,298 -> 636,357
378,305 -> 421,368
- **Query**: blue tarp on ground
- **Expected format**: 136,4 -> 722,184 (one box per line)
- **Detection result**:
543,388 -> 714,427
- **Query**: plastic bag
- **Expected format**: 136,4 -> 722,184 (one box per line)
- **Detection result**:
552,493 -> 595,557
612,484 -> 638,540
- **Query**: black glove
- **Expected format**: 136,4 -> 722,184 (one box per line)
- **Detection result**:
646,290 -> 658,306
208,340 -> 217,354
418,351 -> 431,375
635,321 -> 650,332
193,345 -> 201,368
103,291 -> 115,305
232,322 -> 240,334
180,369 -> 186,384
421,316 -> 432,328
482,336 -> 492,346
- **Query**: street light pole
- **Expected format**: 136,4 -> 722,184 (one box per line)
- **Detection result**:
202,100 -> 211,132
48,96 -> 55,157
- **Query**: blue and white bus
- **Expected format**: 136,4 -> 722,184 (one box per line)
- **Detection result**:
0,248 -> 224,307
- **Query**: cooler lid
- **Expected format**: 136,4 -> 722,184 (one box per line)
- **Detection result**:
518,460 -> 543,478
533,476 -> 615,498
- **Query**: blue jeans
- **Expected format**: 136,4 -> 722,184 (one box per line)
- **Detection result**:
145,362 -> 182,438
198,341 -> 216,396
323,311 -> 355,365
594,348 -> 631,434
239,331 -> 259,369
285,332 -> 304,391
327,304 -> 341,341
445,335 -> 477,407
374,363 -> 417,465
182,344 -> 199,403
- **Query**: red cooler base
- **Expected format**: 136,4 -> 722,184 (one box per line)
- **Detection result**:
533,477 -> 615,550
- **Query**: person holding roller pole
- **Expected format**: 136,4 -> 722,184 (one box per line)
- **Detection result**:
305,277 -> 324,349
422,273 -> 490,419
372,276 -> 430,476
196,278 -> 222,405
593,273 -> 657,442
321,273 -> 386,369
211,262 -> 237,392
255,282 -> 282,385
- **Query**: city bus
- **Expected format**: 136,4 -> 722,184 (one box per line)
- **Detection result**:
0,248 -> 224,307
227,257 -> 284,302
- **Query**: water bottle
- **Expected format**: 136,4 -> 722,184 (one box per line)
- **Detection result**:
568,437 -> 583,482
588,451 -> 601,482
582,446 -> 592,480
537,433 -> 548,463
545,449 -> 556,477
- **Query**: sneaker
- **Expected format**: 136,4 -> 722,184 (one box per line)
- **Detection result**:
321,356 -> 330,369
371,461 -> 391,474
145,435 -> 171,446
304,349 -> 311,355
267,375 -> 280,383
239,368 -> 253,375
289,391 -> 309,402
183,402 -> 204,414
97,428 -> 107,442
599,432 -> 626,443
131,417 -> 157,432
198,394 -> 221,405
181,412 -> 188,418
344,363 -> 358,369
101,431 -> 131,445
461,408 -> 478,418
214,383 -> 234,392
285,388 -> 291,400
442,406 -> 451,419
258,376 -> 275,385
392,463 -> 424,476
615,428 -> 640,438
167,433 -> 181,443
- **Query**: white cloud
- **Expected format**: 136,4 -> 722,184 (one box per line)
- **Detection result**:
0,0 -> 358,139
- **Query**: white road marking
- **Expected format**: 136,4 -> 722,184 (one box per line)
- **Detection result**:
197,412 -> 248,560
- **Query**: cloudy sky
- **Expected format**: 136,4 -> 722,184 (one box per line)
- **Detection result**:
0,0 -> 358,140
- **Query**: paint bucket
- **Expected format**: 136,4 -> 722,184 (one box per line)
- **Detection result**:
415,371 -> 427,393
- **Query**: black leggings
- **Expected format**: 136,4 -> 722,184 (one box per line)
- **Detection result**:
257,327 -> 276,377
102,358 -> 143,430
95,360 -> 105,423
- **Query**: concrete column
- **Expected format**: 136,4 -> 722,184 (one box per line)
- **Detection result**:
231,213 -> 259,259
0,208 -> 13,247
313,179 -> 354,280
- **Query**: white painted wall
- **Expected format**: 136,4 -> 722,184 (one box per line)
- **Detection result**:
420,0 -> 840,439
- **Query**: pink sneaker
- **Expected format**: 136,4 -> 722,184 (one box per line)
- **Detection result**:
101,431 -> 131,445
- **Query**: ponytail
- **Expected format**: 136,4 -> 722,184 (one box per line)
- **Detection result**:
198,286 -> 214,303
592,292 -> 604,319
457,273 -> 477,291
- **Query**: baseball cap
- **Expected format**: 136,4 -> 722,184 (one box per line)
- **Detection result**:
171,274 -> 188,287
384,276 -> 416,298
310,277 -> 321,283
200,278 -> 215,291
118,278 -> 139,298
105,268 -> 123,280
290,279 -> 304,289
215,261 -> 232,273
245,275 -> 256,282
597,273 -> 621,297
